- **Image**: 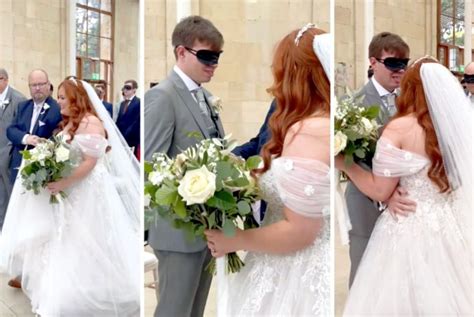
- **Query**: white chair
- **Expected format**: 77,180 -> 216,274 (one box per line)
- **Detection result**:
144,250 -> 158,295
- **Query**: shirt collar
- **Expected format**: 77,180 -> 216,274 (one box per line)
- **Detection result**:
0,85 -> 9,103
371,77 -> 393,97
173,65 -> 200,92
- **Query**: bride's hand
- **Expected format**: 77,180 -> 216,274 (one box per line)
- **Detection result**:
335,154 -> 346,171
204,229 -> 242,258
47,179 -> 70,195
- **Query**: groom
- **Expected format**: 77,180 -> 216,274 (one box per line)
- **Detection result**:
346,32 -> 416,286
145,16 -> 224,317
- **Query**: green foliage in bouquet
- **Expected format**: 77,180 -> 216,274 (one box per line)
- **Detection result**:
335,89 -> 380,166
144,135 -> 262,274
20,135 -> 74,204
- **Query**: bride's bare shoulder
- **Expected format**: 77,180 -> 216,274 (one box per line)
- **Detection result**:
288,116 -> 330,137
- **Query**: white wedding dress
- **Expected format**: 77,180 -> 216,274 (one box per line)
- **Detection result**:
344,138 -> 472,315
219,156 -> 330,316
0,133 -> 140,316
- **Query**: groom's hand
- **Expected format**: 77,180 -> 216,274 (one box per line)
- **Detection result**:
386,186 -> 416,220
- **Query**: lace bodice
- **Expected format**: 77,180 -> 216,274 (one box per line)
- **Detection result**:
372,138 -> 463,247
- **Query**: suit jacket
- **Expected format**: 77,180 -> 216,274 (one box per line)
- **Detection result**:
7,96 -> 62,183
103,101 -> 113,118
345,79 -> 392,238
145,70 -> 225,253
233,99 -> 275,159
116,96 -> 140,148
0,87 -> 26,191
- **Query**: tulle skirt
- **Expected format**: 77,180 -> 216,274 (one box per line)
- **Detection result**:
0,163 -> 140,316
344,202 -> 473,316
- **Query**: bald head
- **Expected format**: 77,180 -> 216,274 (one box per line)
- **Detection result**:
28,69 -> 50,103
0,68 -> 8,94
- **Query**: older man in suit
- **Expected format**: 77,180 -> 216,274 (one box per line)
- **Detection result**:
346,32 -> 417,286
0,68 -> 26,229
145,16 -> 224,317
7,69 -> 62,184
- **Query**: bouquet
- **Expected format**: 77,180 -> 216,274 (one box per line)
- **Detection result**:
145,135 -> 262,274
335,89 -> 380,165
20,135 -> 74,204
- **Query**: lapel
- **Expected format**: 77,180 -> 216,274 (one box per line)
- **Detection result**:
169,71 -> 210,138
24,99 -> 35,133
202,89 -> 225,137
364,80 -> 390,125
32,97 -> 53,135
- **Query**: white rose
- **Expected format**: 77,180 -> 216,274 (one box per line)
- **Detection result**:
178,165 -> 216,205
208,95 -> 222,113
43,103 -> 50,111
149,171 -> 164,186
360,117 -> 373,135
55,145 -> 70,162
144,194 -> 151,207
334,131 -> 348,156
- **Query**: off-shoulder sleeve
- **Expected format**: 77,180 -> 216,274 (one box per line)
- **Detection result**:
272,157 -> 330,218
73,134 -> 108,158
373,138 -> 430,177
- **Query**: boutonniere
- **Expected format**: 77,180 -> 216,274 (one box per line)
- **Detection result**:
38,120 -> 45,127
40,103 -> 50,115
208,95 -> 222,115
1,99 -> 9,110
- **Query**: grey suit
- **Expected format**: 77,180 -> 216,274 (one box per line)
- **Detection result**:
346,79 -> 392,286
145,70 -> 224,317
0,86 -> 26,229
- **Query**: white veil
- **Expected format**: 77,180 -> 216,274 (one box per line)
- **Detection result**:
420,62 -> 473,250
313,33 -> 332,81
80,80 -> 141,232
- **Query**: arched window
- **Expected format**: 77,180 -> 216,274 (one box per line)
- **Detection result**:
76,0 -> 114,102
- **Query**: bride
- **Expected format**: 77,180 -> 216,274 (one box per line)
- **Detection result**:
0,78 -> 140,316
338,57 -> 473,315
205,25 -> 331,316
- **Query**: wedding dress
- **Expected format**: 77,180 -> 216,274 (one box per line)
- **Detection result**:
0,80 -> 140,316
218,156 -> 330,316
343,137 -> 472,315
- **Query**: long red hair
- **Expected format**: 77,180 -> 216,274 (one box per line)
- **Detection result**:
394,57 -> 449,192
58,79 -> 100,140
257,27 -> 330,174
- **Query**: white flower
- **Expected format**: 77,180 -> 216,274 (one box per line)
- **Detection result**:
360,117 -> 374,135
304,185 -> 315,196
334,131 -> 348,155
208,95 -> 222,114
1,99 -> 9,110
174,153 -> 188,168
43,103 -> 50,111
144,194 -> 151,207
149,171 -> 164,186
283,159 -> 294,171
383,169 -> 391,177
55,145 -> 70,162
178,165 -> 216,205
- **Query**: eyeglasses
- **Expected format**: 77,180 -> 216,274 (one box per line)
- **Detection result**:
464,74 -> 474,84
122,85 -> 133,90
375,57 -> 410,72
29,82 -> 49,89
184,47 -> 223,66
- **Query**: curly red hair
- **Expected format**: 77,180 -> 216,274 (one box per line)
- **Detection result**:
57,79 -> 100,140
257,27 -> 330,174
394,57 -> 449,192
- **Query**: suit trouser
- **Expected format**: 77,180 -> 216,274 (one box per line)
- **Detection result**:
154,249 -> 213,317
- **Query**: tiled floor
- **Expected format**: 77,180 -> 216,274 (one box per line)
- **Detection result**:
0,273 -> 34,317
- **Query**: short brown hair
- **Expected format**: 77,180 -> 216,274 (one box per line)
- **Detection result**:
368,32 -> 409,59
125,79 -> 138,89
172,16 -> 224,58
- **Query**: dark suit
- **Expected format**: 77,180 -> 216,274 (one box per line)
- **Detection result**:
233,99 -> 276,222
103,101 -> 113,118
233,99 -> 275,158
7,96 -> 62,183
116,96 -> 140,154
